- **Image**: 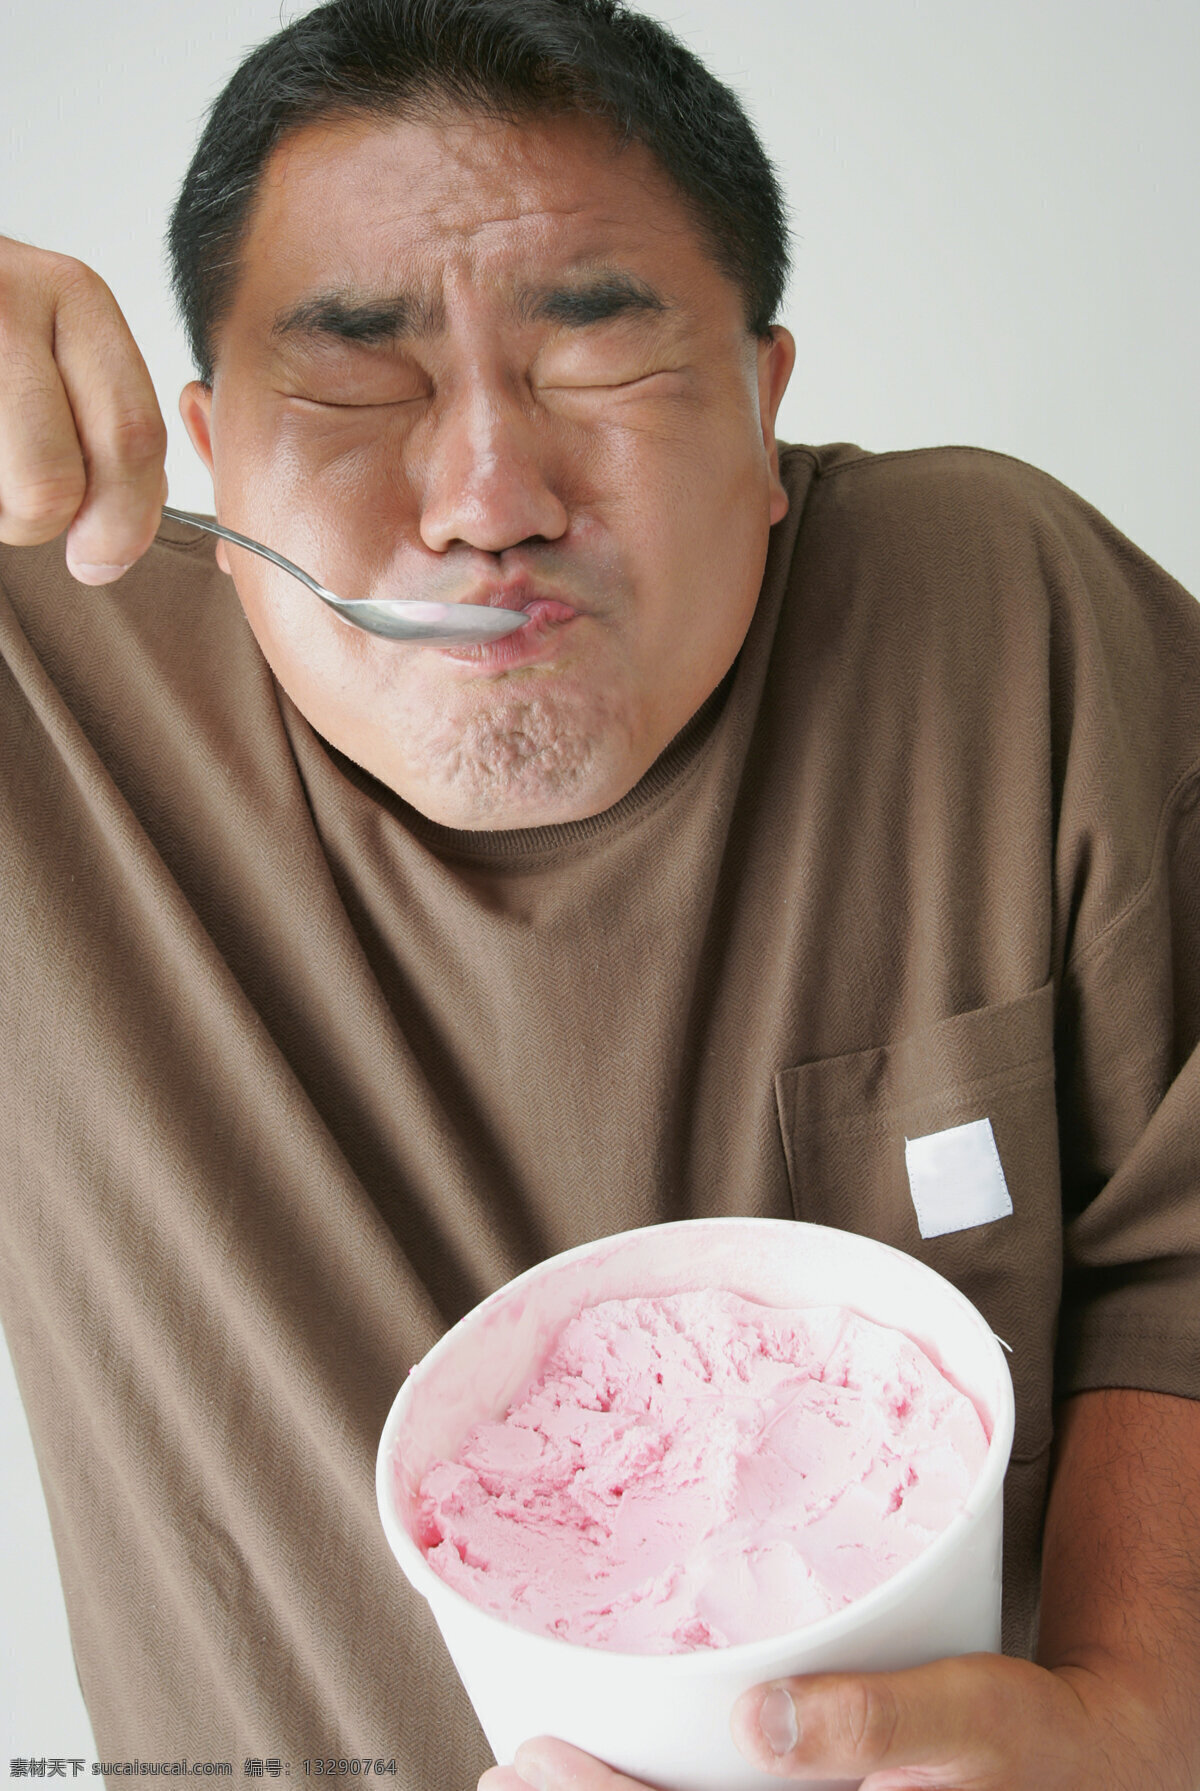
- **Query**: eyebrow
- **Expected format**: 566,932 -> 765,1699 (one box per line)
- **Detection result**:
519,272 -> 667,328
270,270 -> 668,346
270,291 -> 440,345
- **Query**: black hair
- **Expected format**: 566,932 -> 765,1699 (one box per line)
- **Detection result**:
166,0 -> 791,385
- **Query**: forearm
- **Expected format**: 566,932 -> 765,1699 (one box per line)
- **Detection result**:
1036,1385 -> 1200,1786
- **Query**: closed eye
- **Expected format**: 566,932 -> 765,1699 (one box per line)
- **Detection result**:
282,390 -> 429,410
535,365 -> 684,394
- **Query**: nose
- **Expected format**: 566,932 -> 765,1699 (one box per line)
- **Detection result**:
417,382 -> 569,554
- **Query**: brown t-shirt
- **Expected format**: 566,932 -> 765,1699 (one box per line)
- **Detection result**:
2,442 -> 1198,1782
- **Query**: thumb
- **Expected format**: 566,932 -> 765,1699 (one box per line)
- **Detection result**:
729,1653 -> 1032,1783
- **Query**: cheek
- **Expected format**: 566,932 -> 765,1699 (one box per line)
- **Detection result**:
230,555 -> 390,717
218,403 -> 414,568
599,383 -> 766,539
626,450 -> 768,630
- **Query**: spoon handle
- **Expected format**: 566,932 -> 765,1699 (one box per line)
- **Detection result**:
161,507 -> 331,601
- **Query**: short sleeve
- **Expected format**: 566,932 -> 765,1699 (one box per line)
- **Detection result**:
1031,471 -> 1200,1401
1056,778 -> 1200,1398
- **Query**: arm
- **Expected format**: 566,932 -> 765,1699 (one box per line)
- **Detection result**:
1034,1384 -> 1200,1786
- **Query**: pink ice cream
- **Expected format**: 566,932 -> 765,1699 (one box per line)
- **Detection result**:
415,1289 -> 990,1654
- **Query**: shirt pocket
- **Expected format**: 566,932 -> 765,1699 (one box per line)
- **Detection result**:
774,980 -> 1059,1464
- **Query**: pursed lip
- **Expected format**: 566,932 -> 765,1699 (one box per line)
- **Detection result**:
435,583 -> 582,666
466,579 -> 579,625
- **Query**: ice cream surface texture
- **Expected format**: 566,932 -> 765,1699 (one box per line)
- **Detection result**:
415,1290 -> 990,1653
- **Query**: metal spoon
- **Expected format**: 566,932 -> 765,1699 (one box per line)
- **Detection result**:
160,507 -> 529,644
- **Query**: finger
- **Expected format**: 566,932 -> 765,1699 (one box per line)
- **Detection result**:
478,1770 -> 537,1791
0,246 -> 89,549
56,265 -> 168,579
0,242 -> 166,580
511,1735 -> 649,1791
730,1654 -> 1068,1784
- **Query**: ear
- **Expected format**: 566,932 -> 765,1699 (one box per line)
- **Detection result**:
178,382 -> 231,576
756,327 -> 797,526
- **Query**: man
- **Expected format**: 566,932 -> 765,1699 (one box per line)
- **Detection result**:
0,1 -> 1197,1787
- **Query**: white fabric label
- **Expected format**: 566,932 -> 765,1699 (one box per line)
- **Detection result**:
904,1117 -> 1013,1239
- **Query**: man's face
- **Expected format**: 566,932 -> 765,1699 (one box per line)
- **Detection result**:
181,108 -> 795,829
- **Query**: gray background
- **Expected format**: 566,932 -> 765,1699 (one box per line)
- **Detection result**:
2,0 -> 1197,1759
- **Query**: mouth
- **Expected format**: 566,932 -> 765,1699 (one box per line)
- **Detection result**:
436,586 -> 581,668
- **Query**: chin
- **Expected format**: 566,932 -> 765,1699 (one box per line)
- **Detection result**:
377,682 -> 646,830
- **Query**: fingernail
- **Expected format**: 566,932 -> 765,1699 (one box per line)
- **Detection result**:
759,1686 -> 799,1755
512,1766 -> 549,1791
510,1749 -> 551,1791
68,560 -> 133,584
